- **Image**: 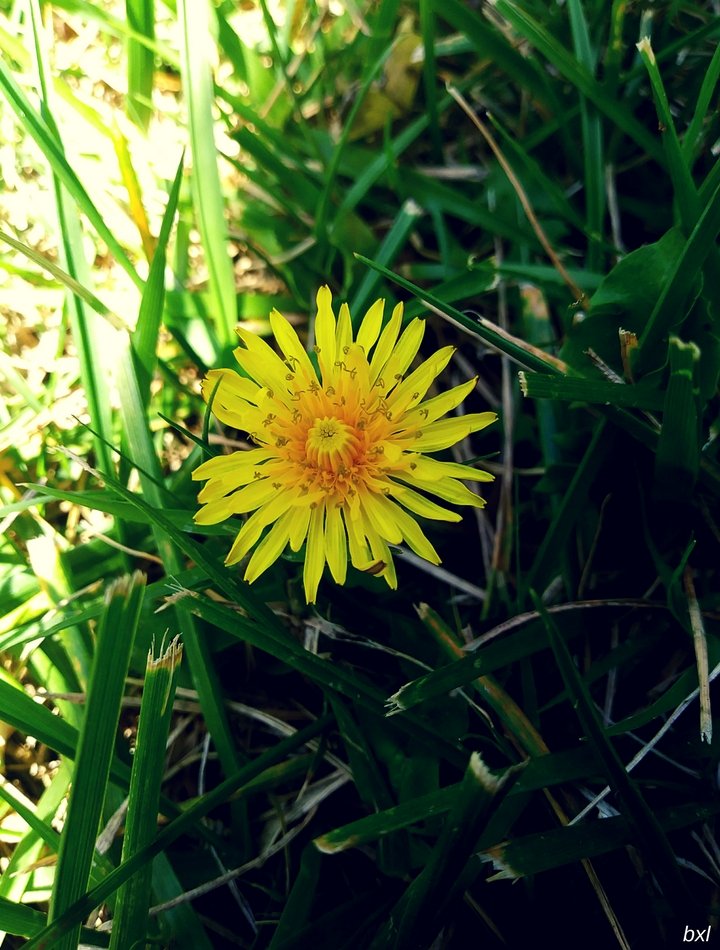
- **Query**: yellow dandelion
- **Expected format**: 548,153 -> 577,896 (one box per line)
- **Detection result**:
193,287 -> 495,603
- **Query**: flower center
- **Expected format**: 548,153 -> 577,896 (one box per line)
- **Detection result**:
306,416 -> 360,472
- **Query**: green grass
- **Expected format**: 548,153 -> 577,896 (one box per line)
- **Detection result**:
0,1 -> 719,948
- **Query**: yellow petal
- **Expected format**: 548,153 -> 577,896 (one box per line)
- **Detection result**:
364,524 -> 397,589
206,379 -> 267,434
343,507 -> 373,569
244,510 -> 294,583
356,298 -> 384,353
233,330 -> 293,396
192,448 -> 274,481
197,470 -> 259,504
201,368 -> 261,405
369,302 -> 403,385
315,286 -> 337,384
409,456 -> 494,483
402,474 -> 486,508
388,500 -> 441,564
324,504 -> 347,584
289,504 -> 312,552
412,412 -> 497,451
303,505 -> 326,603
218,478 -> 282,518
378,318 -> 426,394
336,302 -> 353,353
387,482 -> 462,522
400,378 -> 479,429
225,493 -> 296,566
194,497 -> 236,526
269,307 -> 317,382
386,345 -> 455,416
359,491 -> 403,544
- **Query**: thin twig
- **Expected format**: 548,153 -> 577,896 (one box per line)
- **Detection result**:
684,566 -> 712,743
570,661 -> 720,824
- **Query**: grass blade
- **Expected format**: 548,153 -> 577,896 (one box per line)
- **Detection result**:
49,572 -> 146,950
683,40 -> 720,168
0,59 -> 141,290
519,372 -> 665,410
131,150 -> 184,402
567,0 -> 604,271
494,0 -> 664,163
349,198 -> 423,316
27,0 -> 115,476
371,755 -> 523,948
0,228 -> 126,331
354,254 -> 567,374
178,0 -> 237,349
24,716 -> 332,950
522,419 -> 609,600
653,337 -> 700,497
633,182 -> 720,375
110,637 -> 183,950
532,593 -> 691,917
126,0 -> 155,130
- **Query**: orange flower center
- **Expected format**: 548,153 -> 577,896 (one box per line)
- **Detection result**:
305,416 -> 361,472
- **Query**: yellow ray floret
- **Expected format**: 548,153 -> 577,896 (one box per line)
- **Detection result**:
193,287 -> 496,603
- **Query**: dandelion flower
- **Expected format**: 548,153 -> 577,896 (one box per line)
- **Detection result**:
193,287 -> 495,603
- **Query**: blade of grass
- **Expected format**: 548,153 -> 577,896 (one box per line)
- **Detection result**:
110,637 -> 183,950
493,0 -> 664,163
522,418 -> 610,601
519,372 -> 665,410
111,118 -> 156,260
268,845 -> 322,948
371,755 -> 524,949
0,766 -> 68,909
349,199 -> 423,317
314,742 -> 604,855
0,60 -> 142,291
131,150 -> 184,401
386,601 -> 666,715
116,337 -> 246,784
636,38 -> 702,233
27,1 -> 115,476
682,41 -> 720,168
353,254 -> 568,374
633,181 -> 720,375
532,592 -> 691,915
49,572 -> 146,950
314,43 -> 392,241
178,0 -> 237,349
23,715 -> 333,950
126,0 -> 155,130
0,673 -> 128,784
634,39 -> 720,360
180,590 -> 465,765
0,898 -> 46,939
567,0 -> 605,271
418,0 -> 441,160
0,229 -> 127,331
432,0 -> 553,104
447,84 -> 588,305
484,800 -> 720,880
653,337 -> 700,497
0,776 -> 60,856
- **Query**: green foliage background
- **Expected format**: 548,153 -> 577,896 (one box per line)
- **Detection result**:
0,0 -> 719,947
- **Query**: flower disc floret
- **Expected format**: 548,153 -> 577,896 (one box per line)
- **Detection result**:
193,287 -> 496,603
